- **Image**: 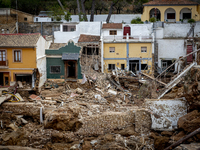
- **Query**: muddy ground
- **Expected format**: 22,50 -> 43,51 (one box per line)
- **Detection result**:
0,69 -> 200,150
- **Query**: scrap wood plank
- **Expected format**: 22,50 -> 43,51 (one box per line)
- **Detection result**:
142,73 -> 167,86
164,127 -> 200,150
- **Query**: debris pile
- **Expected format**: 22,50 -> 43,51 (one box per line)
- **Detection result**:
0,67 -> 200,150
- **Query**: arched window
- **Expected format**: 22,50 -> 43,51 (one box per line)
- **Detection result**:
180,8 -> 191,20
165,8 -> 176,22
149,8 -> 161,20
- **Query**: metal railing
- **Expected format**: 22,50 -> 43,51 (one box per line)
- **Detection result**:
0,60 -> 9,68
103,35 -> 152,41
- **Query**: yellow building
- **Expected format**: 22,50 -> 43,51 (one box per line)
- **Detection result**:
102,23 -> 153,74
0,33 -> 47,89
141,0 -> 200,22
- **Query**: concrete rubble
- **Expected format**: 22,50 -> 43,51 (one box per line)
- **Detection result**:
0,67 -> 200,150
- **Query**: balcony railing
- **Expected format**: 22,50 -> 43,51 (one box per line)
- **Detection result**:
103,35 -> 152,42
0,60 -> 9,69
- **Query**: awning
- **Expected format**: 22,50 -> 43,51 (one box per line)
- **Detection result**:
62,53 -> 79,60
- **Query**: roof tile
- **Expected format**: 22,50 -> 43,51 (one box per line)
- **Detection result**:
102,23 -> 122,29
78,34 -> 100,42
144,0 -> 198,6
0,33 -> 41,47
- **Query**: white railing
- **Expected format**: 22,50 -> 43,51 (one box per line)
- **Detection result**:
103,35 -> 152,42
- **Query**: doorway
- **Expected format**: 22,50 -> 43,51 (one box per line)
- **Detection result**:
0,73 -> 3,86
129,60 -> 140,73
65,61 -> 77,79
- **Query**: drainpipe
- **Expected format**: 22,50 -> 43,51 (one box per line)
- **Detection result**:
100,22 -> 104,73
101,36 -> 104,73
41,22 -> 43,36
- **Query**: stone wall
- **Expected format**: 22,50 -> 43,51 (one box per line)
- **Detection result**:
0,15 -> 16,24
18,22 -> 60,36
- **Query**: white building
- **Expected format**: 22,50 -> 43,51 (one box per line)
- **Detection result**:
54,22 -> 101,43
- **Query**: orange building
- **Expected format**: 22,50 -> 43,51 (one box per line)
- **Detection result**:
0,33 -> 49,90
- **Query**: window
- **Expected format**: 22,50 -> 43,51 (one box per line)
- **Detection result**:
63,25 -> 68,31
108,64 -> 115,70
0,50 -> 6,66
167,13 -> 175,19
183,13 -> 191,19
161,60 -> 175,72
121,64 -> 125,70
14,50 -> 21,62
141,47 -> 147,53
63,25 -> 76,32
36,18 -> 38,22
50,66 -> 61,73
110,30 -> 117,35
24,17 -> 27,21
109,47 -> 115,53
162,62 -> 167,68
82,47 -> 99,55
141,64 -> 148,70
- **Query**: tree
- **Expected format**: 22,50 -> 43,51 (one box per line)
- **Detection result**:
95,1 -> 108,14
106,0 -> 132,23
48,4 -> 65,21
0,0 -> 11,8
81,0 -> 88,21
114,0 -> 129,14
67,0 -> 77,14
133,0 -> 149,14
90,0 -> 96,21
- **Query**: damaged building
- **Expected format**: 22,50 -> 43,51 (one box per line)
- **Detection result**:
101,23 -> 153,74
46,41 -> 82,81
0,33 -> 49,91
78,34 -> 101,73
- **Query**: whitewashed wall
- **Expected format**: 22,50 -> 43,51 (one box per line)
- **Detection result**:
54,22 -> 101,43
127,24 -> 152,36
163,23 -> 190,38
36,36 -> 48,89
102,29 -> 123,36
157,39 -> 186,70
36,57 -> 46,90
34,14 -> 142,24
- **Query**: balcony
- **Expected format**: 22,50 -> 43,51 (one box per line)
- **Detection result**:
103,35 -> 152,43
0,60 -> 9,69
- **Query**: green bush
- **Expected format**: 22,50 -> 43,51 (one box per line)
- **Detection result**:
188,19 -> 195,23
131,17 -> 143,24
64,12 -> 72,22
56,16 -> 62,21
149,17 -> 156,22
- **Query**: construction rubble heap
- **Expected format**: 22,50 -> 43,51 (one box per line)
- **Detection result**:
0,67 -> 200,150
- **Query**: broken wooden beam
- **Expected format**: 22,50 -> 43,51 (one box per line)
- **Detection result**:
164,127 -> 200,150
142,72 -> 167,86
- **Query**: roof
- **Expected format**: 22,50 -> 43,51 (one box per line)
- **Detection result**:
102,23 -> 122,29
78,34 -> 100,43
62,53 -> 79,60
49,43 -> 67,49
38,11 -> 53,17
143,0 -> 199,6
0,33 -> 41,47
